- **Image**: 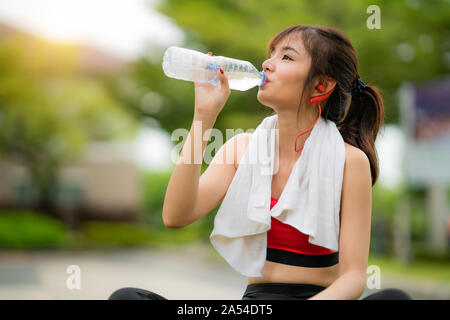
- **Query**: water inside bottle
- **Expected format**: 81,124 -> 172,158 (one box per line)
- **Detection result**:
225,72 -> 264,91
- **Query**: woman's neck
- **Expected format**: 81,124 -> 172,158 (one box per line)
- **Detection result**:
275,105 -> 319,163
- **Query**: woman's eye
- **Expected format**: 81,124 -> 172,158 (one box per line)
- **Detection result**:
282,55 -> 292,60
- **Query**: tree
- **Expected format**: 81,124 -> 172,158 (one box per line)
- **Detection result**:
0,32 -> 137,217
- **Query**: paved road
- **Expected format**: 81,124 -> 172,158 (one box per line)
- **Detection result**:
0,243 -> 448,300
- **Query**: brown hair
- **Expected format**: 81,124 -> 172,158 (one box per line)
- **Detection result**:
266,24 -> 385,186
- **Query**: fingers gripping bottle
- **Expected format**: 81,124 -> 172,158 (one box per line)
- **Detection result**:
162,46 -> 265,91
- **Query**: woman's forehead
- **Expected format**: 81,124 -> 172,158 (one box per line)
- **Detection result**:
272,33 -> 305,55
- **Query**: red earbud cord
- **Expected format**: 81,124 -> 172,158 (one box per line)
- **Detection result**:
294,86 -> 334,152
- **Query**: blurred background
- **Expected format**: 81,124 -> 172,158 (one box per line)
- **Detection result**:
0,0 -> 449,299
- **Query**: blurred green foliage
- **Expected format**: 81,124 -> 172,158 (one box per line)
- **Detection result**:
81,221 -> 155,247
139,169 -> 219,240
0,168 -> 213,248
0,209 -> 206,249
0,34 -> 138,213
368,254 -> 450,283
0,211 -> 67,248
115,0 -> 450,139
139,169 -> 171,228
72,220 -> 208,249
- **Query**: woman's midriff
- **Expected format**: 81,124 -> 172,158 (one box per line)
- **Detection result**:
247,261 -> 340,287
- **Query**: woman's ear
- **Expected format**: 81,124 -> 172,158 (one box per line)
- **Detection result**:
312,77 -> 336,98
309,77 -> 336,105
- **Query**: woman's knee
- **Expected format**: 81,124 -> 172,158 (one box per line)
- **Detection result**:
108,287 -> 167,300
363,288 -> 412,300
109,287 -> 141,300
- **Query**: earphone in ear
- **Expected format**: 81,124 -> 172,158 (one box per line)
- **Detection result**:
295,85 -> 335,152
309,85 -> 334,105
316,83 -> 325,92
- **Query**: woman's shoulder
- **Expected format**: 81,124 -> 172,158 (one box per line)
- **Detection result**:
343,142 -> 369,164
342,143 -> 371,185
344,142 -> 354,155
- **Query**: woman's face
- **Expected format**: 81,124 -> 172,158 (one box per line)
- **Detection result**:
257,34 -> 312,110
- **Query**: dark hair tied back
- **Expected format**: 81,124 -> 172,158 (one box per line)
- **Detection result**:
351,77 -> 366,96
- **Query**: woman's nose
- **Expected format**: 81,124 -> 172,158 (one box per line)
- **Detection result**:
262,59 -> 273,72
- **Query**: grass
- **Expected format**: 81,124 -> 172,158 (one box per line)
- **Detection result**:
63,220 -> 205,249
368,254 -> 450,284
0,211 -> 67,249
0,210 -> 206,250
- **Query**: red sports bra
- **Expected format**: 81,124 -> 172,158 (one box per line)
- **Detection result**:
266,197 -> 339,268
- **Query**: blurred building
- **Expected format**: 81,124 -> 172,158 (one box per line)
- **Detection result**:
398,76 -> 450,258
0,141 -> 140,222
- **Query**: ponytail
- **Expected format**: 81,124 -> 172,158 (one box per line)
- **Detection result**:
336,84 -> 385,186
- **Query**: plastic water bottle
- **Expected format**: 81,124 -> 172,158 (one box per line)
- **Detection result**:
162,46 -> 265,91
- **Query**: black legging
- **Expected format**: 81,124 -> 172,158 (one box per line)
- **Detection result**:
109,287 -> 168,300
108,283 -> 412,300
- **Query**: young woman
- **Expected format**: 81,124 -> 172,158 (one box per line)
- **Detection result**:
109,24 -> 412,300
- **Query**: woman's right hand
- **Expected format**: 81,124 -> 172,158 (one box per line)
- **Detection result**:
194,52 -> 231,118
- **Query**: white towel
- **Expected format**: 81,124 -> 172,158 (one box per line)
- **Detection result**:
209,113 -> 346,277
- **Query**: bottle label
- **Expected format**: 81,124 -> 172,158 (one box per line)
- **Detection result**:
206,62 -> 220,71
